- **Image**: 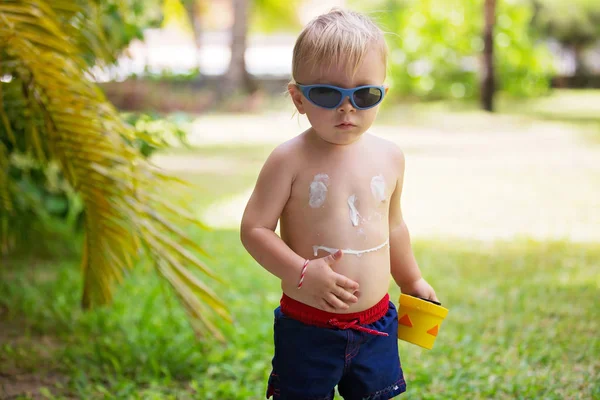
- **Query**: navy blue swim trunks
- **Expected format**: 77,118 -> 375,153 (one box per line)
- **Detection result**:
266,294 -> 406,400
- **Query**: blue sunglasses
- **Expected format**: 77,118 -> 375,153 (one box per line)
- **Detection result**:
297,84 -> 386,110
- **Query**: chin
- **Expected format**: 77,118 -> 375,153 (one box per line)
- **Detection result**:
311,126 -> 364,145
329,132 -> 363,145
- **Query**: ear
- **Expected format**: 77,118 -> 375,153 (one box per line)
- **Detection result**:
288,83 -> 306,115
384,85 -> 390,96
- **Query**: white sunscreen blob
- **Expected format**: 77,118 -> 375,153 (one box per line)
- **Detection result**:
347,194 -> 361,226
309,174 -> 329,208
312,239 -> 390,257
371,175 -> 386,203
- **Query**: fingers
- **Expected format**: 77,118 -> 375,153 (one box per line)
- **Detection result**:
333,286 -> 358,303
319,285 -> 359,312
334,274 -> 359,292
320,298 -> 343,312
324,294 -> 350,310
426,284 -> 438,302
318,287 -> 357,311
323,249 -> 343,265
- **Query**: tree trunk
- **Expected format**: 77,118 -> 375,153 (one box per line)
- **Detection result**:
222,0 -> 257,97
184,0 -> 203,69
572,43 -> 588,76
481,0 -> 496,112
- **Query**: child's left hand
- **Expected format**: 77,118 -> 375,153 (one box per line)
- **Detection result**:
400,278 -> 438,303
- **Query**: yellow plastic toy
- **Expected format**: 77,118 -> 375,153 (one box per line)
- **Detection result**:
397,294 -> 449,350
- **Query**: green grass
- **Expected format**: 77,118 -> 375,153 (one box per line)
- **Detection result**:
155,143 -> 275,210
378,89 -> 600,144
162,143 -> 275,163
498,89 -> 600,122
2,236 -> 599,399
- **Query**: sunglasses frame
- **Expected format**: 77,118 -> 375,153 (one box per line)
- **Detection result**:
296,84 -> 386,110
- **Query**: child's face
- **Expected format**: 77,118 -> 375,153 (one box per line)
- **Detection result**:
289,47 -> 388,146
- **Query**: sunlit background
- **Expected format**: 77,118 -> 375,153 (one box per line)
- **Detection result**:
1,1 -> 599,399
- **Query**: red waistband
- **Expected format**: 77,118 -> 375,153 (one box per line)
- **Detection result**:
280,293 -> 390,336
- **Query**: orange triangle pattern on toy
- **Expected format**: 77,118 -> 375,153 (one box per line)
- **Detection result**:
427,325 -> 439,337
399,314 -> 413,327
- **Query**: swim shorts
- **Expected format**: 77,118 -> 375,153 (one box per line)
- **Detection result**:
266,294 -> 406,400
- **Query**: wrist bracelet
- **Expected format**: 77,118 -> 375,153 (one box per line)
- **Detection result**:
297,259 -> 310,289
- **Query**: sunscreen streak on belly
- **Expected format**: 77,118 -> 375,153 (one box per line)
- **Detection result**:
312,238 -> 390,257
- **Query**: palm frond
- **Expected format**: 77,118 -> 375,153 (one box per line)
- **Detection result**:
0,0 -> 230,339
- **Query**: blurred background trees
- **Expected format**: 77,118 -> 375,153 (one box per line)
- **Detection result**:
92,0 -> 600,111
62,0 -> 599,114
365,0 -> 554,103
222,0 -> 301,97
223,0 -> 256,97
481,0 -> 497,111
532,0 -> 600,76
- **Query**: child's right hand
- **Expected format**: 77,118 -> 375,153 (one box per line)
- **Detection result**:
299,250 -> 360,312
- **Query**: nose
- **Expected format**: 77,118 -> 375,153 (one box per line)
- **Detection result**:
337,96 -> 356,112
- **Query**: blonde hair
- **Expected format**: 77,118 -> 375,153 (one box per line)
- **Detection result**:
291,8 -> 388,83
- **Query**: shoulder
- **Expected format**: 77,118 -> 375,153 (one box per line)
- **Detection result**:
365,134 -> 405,170
261,135 -> 304,177
266,135 -> 302,162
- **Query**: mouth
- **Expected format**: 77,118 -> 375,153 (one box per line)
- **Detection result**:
336,122 -> 356,128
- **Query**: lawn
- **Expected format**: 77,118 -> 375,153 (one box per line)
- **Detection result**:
2,231 -> 599,399
377,89 -> 600,143
2,91 -> 600,399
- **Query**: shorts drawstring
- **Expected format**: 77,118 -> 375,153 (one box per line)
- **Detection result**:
328,318 -> 389,336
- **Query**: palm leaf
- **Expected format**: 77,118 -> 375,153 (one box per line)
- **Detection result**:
0,0 -> 230,339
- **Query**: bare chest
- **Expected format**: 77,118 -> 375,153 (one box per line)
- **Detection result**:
287,163 -> 397,223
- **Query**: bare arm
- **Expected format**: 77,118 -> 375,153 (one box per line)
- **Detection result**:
388,148 -> 438,301
240,144 -> 304,284
240,143 -> 359,310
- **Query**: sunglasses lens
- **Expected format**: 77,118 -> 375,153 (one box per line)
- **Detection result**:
353,87 -> 383,108
308,87 -> 342,108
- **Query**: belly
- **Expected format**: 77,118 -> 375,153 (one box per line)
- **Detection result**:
280,211 -> 392,312
327,248 -> 392,312
280,249 -> 392,312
